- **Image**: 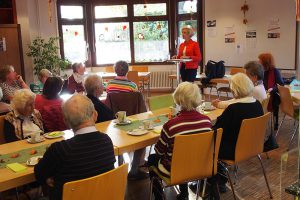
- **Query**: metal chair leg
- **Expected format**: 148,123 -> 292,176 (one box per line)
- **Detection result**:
202,178 -> 207,197
149,178 -> 154,200
287,122 -> 299,150
15,187 -> 20,200
257,154 -> 273,199
219,162 -> 237,200
275,114 -> 286,138
233,165 -> 239,185
195,180 -> 200,200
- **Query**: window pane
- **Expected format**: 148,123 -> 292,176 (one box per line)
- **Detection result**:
178,20 -> 197,44
62,25 -> 87,63
178,1 -> 197,14
95,23 -> 131,64
134,3 -> 167,16
134,21 -> 169,62
95,5 -> 127,19
61,6 -> 83,19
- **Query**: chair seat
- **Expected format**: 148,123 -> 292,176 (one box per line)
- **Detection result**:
149,166 -> 171,186
217,87 -> 231,93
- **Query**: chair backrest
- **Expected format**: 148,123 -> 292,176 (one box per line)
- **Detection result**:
62,163 -> 128,200
234,112 -> 270,162
261,93 -> 270,114
105,92 -> 147,115
131,65 -> 148,72
104,66 -> 115,73
230,67 -> 246,75
0,115 -> 5,144
278,85 -> 295,118
127,71 -> 139,86
148,94 -> 174,111
170,129 -> 223,185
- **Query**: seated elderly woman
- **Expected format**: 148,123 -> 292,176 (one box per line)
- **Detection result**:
35,77 -> 67,132
213,73 -> 263,192
67,62 -> 85,94
0,65 -> 29,102
106,60 -> 137,93
4,89 -> 44,143
212,62 -> 267,109
148,82 -> 212,200
30,69 -> 52,94
84,75 -> 113,123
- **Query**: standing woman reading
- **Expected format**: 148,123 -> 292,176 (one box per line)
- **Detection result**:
173,25 -> 202,82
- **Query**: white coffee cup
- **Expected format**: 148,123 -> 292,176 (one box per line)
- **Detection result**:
143,120 -> 152,130
30,132 -> 41,143
203,102 -> 212,110
115,111 -> 126,123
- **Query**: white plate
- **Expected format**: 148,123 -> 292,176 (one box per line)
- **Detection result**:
26,156 -> 43,166
115,120 -> 132,125
44,131 -> 65,139
27,137 -> 45,144
127,129 -> 148,136
202,106 -> 216,111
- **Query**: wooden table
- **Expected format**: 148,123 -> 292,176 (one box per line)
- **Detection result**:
0,107 -> 223,192
0,130 -> 118,192
95,107 -> 224,154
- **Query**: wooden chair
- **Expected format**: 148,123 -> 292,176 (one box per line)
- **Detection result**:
0,115 -> 5,144
148,94 -> 174,111
219,113 -> 273,200
127,71 -> 140,89
62,163 -> 128,200
149,129 -> 223,200
261,93 -> 271,114
131,66 -> 150,95
104,66 -> 114,73
276,85 -> 299,149
217,67 -> 246,97
131,65 -> 148,72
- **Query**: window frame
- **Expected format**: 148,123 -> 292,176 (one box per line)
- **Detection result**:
57,0 -> 203,67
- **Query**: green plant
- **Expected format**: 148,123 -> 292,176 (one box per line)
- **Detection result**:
27,37 -> 71,76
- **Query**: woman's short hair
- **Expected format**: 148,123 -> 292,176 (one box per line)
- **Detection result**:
11,89 -> 36,112
72,63 -> 83,73
258,53 -> 275,70
42,77 -> 63,99
181,25 -> 195,37
38,69 -> 52,80
244,61 -> 264,81
84,75 -> 103,95
173,82 -> 201,111
0,65 -> 14,82
230,73 -> 254,98
114,61 -> 129,76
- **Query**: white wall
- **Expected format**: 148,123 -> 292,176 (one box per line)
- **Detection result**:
205,0 -> 296,70
16,0 -> 58,83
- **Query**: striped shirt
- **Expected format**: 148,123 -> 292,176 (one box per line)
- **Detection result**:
155,110 -> 212,176
34,131 -> 116,200
0,81 -> 22,102
106,77 -> 137,93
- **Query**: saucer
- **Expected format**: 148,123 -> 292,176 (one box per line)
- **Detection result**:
27,137 -> 45,144
127,129 -> 148,136
202,106 -> 216,111
26,156 -> 43,166
116,120 -> 132,125
44,131 -> 65,139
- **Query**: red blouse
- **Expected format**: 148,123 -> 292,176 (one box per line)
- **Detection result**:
177,39 -> 202,69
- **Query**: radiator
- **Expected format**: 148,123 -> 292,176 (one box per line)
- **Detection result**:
150,71 -> 174,89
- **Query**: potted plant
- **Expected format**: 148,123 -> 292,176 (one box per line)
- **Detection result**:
27,37 -> 70,77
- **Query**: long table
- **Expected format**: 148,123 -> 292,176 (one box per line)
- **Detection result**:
0,107 -> 223,192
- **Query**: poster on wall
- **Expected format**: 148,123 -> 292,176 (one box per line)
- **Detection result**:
224,26 -> 235,43
0,37 -> 6,52
207,20 -> 217,38
267,18 -> 280,39
246,30 -> 257,49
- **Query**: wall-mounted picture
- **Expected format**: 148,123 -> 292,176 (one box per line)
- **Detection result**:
0,37 -> 6,52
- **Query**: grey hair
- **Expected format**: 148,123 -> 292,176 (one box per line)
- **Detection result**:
62,94 -> 95,130
38,69 -> 52,80
244,61 -> 264,81
11,89 -> 36,112
230,73 -> 254,98
84,75 -> 103,95
173,82 -> 202,111
114,60 -> 129,76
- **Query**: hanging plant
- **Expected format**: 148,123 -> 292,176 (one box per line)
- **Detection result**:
241,1 -> 249,24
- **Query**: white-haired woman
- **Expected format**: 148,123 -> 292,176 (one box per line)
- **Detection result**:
213,73 -> 263,192
30,69 -> 53,94
148,82 -> 212,200
67,62 -> 85,94
84,75 -> 113,123
4,89 -> 44,143
172,25 -> 202,82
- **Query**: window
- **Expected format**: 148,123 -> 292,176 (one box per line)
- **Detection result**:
57,1 -> 203,66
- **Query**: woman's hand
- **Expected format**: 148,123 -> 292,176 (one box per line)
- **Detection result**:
212,99 -> 221,108
16,75 -> 29,89
180,56 -> 190,59
171,55 -> 178,59
267,88 -> 273,93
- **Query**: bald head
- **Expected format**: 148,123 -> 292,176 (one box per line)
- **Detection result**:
62,94 -> 97,131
